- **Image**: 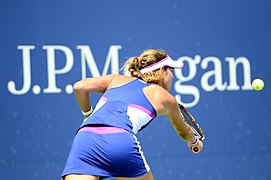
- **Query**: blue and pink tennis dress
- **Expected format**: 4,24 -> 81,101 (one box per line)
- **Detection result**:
62,78 -> 157,179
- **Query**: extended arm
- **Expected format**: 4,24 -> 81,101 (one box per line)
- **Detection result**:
145,85 -> 203,153
165,97 -> 204,153
164,96 -> 195,142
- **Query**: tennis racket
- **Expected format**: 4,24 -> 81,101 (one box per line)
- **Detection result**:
178,104 -> 205,153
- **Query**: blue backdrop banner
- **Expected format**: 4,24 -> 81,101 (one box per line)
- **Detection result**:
0,0 -> 270,180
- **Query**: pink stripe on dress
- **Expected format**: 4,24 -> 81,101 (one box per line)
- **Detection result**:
100,96 -> 108,101
78,126 -> 127,134
129,104 -> 155,117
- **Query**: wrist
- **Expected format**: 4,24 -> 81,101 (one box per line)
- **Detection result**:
81,106 -> 93,116
190,136 -> 198,145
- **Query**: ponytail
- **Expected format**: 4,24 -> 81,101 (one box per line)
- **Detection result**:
121,49 -> 168,83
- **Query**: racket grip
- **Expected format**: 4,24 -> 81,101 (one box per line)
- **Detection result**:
191,146 -> 200,153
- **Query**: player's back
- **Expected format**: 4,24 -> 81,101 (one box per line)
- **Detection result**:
80,78 -> 157,134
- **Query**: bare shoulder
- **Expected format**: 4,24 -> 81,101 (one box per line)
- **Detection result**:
143,84 -> 177,115
107,75 -> 135,89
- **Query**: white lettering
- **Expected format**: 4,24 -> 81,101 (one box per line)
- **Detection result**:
77,45 -> 122,78
226,57 -> 253,90
174,56 -> 200,108
7,45 -> 255,108
42,45 -> 74,93
102,45 -> 122,75
7,46 -> 35,95
76,46 -> 100,78
201,56 -> 227,92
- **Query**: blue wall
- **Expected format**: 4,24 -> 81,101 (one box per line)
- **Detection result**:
0,0 -> 270,179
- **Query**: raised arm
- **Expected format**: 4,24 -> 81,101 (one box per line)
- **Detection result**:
73,74 -> 117,119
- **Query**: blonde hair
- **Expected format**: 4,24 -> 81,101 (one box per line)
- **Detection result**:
122,49 -> 168,84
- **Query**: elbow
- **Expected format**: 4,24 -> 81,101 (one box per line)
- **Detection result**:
73,80 -> 85,93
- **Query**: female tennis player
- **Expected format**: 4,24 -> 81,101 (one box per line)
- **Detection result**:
62,49 -> 203,180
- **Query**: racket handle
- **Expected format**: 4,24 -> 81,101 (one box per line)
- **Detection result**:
191,146 -> 200,153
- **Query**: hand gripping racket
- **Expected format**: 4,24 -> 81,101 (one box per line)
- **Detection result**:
178,104 -> 205,153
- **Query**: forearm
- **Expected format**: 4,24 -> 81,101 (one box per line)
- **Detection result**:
168,109 -> 195,143
176,123 -> 195,143
72,75 -> 116,113
73,81 -> 92,113
182,125 -> 196,142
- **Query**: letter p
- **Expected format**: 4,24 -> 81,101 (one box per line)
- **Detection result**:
43,45 -> 74,93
